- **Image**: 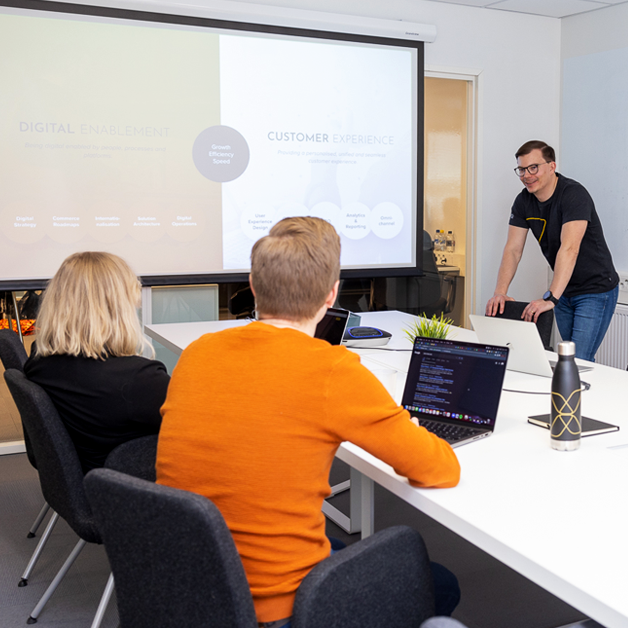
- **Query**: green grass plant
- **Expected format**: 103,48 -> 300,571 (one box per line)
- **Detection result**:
404,312 -> 454,343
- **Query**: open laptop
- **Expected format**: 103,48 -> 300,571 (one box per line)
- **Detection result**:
469,315 -> 593,378
314,307 -> 350,345
401,336 -> 509,447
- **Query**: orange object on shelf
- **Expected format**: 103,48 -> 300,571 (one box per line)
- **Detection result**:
0,319 -> 36,335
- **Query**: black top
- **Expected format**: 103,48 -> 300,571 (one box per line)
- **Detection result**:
24,350 -> 170,473
509,173 -> 618,297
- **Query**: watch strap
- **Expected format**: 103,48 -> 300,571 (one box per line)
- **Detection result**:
543,291 -> 559,306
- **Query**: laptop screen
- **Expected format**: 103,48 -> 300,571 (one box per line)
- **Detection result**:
314,307 -> 350,345
402,337 -> 509,428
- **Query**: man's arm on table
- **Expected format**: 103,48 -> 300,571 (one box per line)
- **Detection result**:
486,225 -> 528,316
329,353 -> 460,489
521,220 -> 587,323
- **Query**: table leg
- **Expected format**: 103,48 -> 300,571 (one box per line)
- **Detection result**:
358,470 -> 374,539
322,467 -> 375,535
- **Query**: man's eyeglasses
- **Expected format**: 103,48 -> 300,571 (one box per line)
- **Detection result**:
514,162 -> 550,177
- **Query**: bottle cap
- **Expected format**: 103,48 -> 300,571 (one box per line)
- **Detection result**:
557,341 -> 576,356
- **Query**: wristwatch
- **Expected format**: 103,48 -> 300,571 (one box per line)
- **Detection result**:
543,290 -> 559,306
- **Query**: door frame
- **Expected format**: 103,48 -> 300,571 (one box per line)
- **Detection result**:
425,66 -> 481,326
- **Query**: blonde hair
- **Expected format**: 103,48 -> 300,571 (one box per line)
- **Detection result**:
36,252 -> 148,359
251,216 -> 340,321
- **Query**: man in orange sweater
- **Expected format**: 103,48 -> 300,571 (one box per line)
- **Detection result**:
157,217 -> 461,627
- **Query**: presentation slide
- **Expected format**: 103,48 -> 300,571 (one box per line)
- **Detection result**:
0,6 -> 419,284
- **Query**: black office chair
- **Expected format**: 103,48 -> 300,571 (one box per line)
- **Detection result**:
0,290 -> 25,343
368,233 -> 457,317
416,240 -> 457,318
4,369 -> 113,626
0,328 -> 28,370
85,468 -> 258,628
104,434 -> 159,482
228,283 -> 255,319
292,525 -> 435,628
494,300 -> 554,351
84,468 -> 437,628
0,330 -> 59,587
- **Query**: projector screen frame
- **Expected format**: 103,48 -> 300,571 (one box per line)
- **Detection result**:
0,0 -> 425,289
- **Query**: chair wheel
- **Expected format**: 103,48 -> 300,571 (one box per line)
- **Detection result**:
18,578 -> 28,587
27,532 -> 36,539
27,617 -> 37,624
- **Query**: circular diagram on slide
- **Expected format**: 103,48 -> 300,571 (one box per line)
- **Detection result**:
192,126 -> 250,182
370,202 -> 404,239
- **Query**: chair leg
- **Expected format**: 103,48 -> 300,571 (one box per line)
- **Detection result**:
27,538 -> 87,624
27,502 -> 51,538
11,291 -> 24,344
19,511 -> 60,587
90,573 -> 115,628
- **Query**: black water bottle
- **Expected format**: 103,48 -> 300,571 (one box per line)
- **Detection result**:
550,341 -> 581,451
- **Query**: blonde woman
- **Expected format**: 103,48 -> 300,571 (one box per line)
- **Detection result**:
24,252 -> 169,473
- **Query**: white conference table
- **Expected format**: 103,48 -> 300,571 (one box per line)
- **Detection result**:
145,311 -> 628,628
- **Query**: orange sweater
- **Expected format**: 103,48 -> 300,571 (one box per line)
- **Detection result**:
157,322 -> 460,622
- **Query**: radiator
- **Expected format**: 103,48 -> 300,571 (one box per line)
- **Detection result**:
595,303 -> 628,369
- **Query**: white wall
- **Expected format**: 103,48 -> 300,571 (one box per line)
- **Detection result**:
55,0 -> 563,313
562,4 -> 628,277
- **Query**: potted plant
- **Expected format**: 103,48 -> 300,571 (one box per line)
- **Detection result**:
404,312 -> 454,343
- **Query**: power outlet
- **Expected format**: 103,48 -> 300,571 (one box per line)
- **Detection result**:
618,273 -> 628,305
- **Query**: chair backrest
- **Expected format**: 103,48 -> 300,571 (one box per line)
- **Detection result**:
84,468 -> 258,628
495,300 -> 554,350
0,329 -> 38,468
293,525 -> 435,628
104,434 -> 158,482
0,328 -> 28,371
3,369 -> 101,544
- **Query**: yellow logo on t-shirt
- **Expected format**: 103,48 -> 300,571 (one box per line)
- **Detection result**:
526,217 -> 547,242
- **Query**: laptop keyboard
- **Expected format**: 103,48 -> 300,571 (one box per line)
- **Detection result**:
418,419 -> 483,444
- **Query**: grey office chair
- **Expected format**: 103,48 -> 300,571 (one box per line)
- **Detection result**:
0,330 -> 58,587
368,233 -> 458,317
495,300 -> 554,351
417,240 -> 457,318
85,468 -> 258,628
84,468 -> 437,628
4,369 -> 113,627
292,524 -> 435,628
0,328 -> 28,371
104,434 -> 158,482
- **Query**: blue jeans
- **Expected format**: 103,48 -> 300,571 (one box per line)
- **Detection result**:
554,285 -> 618,362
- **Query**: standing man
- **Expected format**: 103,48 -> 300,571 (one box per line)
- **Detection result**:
486,140 -> 618,361
157,217 -> 460,627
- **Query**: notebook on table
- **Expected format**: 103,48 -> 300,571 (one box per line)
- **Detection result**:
469,315 -> 593,378
401,336 -> 509,448
528,414 -> 619,436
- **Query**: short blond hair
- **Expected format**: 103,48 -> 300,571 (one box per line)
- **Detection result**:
36,252 -> 147,359
251,217 -> 340,321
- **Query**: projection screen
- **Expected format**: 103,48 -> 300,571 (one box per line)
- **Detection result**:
0,0 -> 425,287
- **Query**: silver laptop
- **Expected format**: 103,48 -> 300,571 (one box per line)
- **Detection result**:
401,336 -> 509,447
469,315 -> 592,378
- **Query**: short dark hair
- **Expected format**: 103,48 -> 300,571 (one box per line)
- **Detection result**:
515,140 -> 556,163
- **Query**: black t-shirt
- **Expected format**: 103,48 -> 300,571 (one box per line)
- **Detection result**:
24,350 -> 170,473
509,173 -> 618,297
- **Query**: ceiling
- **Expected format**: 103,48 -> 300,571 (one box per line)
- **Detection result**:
423,0 -> 628,18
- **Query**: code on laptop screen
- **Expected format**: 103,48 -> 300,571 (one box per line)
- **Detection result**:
402,337 -> 509,427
